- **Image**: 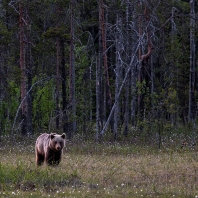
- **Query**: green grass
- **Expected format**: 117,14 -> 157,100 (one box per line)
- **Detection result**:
0,136 -> 198,197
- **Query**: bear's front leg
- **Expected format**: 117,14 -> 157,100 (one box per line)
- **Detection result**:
45,151 -> 61,166
53,152 -> 62,165
45,155 -> 55,166
45,150 -> 56,166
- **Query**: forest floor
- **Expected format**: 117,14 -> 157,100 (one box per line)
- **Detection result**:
0,135 -> 198,198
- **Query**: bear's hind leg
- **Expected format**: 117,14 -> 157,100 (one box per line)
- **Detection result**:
36,152 -> 44,166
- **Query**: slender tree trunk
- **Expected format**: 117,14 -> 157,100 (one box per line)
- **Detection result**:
130,4 -> 137,126
60,39 -> 68,135
137,2 -> 144,120
123,0 -> 130,136
69,0 -> 76,138
114,14 -> 123,140
26,8 -> 33,135
188,0 -> 195,123
56,37 -> 61,129
96,56 -> 100,141
19,3 -> 27,136
89,63 -> 93,123
99,0 -> 112,117
138,0 -> 153,121
150,56 -> 154,103
124,77 -> 129,137
131,67 -> 137,126
96,0 -> 104,140
170,5 -> 177,125
96,55 -> 104,141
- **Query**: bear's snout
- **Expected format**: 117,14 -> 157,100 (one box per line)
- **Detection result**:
55,144 -> 62,151
56,145 -> 61,150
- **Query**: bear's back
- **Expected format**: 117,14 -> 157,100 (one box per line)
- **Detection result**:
36,133 -> 50,154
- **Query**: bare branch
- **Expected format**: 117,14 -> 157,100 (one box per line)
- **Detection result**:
12,77 -> 52,134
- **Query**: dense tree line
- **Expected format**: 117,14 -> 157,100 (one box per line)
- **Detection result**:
0,0 -> 197,144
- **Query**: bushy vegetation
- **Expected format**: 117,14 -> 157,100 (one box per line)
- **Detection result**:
0,0 -> 197,141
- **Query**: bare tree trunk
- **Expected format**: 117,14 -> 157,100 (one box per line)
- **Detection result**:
137,2 -> 143,119
137,0 -> 153,120
60,39 -> 68,135
188,0 -> 195,123
69,0 -> 76,138
150,56 -> 154,105
131,4 -> 138,127
170,5 -> 177,125
123,0 -> 130,136
96,43 -> 102,141
96,55 -> 104,140
19,3 -> 27,136
114,14 -> 123,140
124,77 -> 129,137
56,37 -> 61,129
26,8 -> 33,135
100,41 -> 141,136
96,56 -> 100,141
99,0 -> 112,118
96,0 -> 105,141
131,67 -> 137,126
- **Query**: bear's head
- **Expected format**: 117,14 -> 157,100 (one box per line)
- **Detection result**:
50,133 -> 66,151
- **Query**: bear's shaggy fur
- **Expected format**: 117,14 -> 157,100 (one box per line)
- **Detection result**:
35,133 -> 66,166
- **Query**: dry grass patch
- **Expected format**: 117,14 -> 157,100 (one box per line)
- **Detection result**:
0,138 -> 198,197
64,149 -> 198,197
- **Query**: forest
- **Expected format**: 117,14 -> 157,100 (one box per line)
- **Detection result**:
0,0 -> 198,146
1,1 -> 198,197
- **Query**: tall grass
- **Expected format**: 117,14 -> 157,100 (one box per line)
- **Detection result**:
0,136 -> 198,197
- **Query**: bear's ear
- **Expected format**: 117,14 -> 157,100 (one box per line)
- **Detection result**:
50,134 -> 56,139
61,133 -> 66,139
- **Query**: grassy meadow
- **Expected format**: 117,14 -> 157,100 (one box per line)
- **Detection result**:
0,135 -> 198,198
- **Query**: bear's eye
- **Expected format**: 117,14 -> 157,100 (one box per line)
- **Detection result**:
54,141 -> 57,144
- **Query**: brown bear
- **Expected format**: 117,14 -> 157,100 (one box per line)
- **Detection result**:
35,133 -> 66,166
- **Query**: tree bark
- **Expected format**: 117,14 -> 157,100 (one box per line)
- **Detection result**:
123,0 -> 130,136
55,36 -> 61,129
26,8 -> 33,135
188,0 -> 195,123
96,56 -> 101,141
114,14 -> 123,141
99,0 -> 112,117
96,0 -> 105,140
138,0 -> 153,120
60,39 -> 68,135
69,0 -> 76,138
19,3 -> 27,136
